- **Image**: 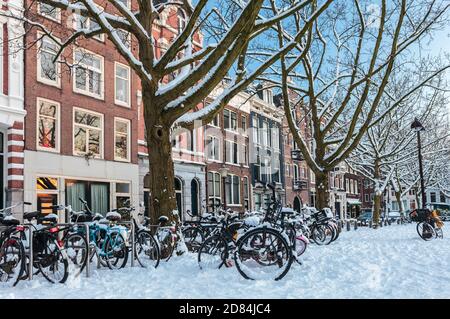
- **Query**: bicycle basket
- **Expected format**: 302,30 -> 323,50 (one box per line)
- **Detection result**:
313,210 -> 328,222
410,209 -> 430,222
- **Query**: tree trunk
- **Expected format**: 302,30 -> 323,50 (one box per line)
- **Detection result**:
395,191 -> 403,214
372,158 -> 381,227
143,94 -> 177,225
373,193 -> 382,227
316,171 -> 330,209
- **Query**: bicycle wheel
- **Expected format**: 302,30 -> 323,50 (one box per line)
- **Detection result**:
65,233 -> 88,275
182,227 -> 205,253
417,222 -> 436,241
104,232 -> 129,269
234,227 -> 293,281
135,230 -> 160,269
0,236 -> 25,286
38,239 -> 69,284
311,224 -> 334,245
198,235 -> 229,270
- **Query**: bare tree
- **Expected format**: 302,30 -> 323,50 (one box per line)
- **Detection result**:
1,0 -> 333,222
347,67 -> 449,225
270,0 -> 450,209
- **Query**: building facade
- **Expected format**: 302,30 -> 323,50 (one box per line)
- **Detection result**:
0,1 -> 26,216
23,1 -> 139,220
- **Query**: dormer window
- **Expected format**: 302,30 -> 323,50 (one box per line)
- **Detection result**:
264,89 -> 273,105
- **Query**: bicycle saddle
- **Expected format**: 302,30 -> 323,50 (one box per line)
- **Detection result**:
158,215 -> 169,225
106,211 -> 122,222
0,215 -> 20,226
40,213 -> 58,224
24,211 -> 41,221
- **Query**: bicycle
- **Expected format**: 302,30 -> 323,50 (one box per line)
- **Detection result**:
0,203 -> 27,286
410,209 -> 444,241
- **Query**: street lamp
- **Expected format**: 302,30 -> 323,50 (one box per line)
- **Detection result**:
411,118 -> 426,209
218,166 -> 229,210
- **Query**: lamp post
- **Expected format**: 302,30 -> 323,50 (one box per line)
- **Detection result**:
411,118 -> 426,209
218,166 -> 229,210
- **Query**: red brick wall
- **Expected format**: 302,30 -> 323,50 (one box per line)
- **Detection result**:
24,2 -> 138,164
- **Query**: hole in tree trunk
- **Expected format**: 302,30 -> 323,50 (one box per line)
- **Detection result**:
156,128 -> 163,138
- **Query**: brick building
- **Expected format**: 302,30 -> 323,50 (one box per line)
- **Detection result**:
22,1 -> 139,219
204,85 -> 251,214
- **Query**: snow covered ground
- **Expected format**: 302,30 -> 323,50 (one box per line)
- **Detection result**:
1,223 -> 450,299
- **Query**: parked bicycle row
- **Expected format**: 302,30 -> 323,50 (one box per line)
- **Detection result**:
181,182 -> 341,280
0,184 -> 342,285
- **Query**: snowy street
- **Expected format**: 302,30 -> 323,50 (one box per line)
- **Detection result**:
1,223 -> 449,299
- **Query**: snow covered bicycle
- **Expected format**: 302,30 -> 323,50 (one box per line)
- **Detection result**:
0,203 -> 27,286
410,209 -> 443,241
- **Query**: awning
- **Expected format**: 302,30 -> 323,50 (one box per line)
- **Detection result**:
347,198 -> 362,205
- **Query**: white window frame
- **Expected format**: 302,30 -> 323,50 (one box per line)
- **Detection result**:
209,114 -> 220,127
114,117 -> 131,162
114,62 -> 131,107
36,97 -> 60,153
73,107 -> 104,159
37,33 -> 61,87
38,3 -> 61,23
225,139 -> 239,165
226,174 -> 241,206
73,11 -> 105,42
207,135 -> 220,161
73,48 -> 104,99
224,109 -> 237,132
208,171 -> 221,209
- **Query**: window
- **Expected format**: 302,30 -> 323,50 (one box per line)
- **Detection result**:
74,50 -> 104,98
242,144 -> 249,166
310,170 -> 315,183
226,175 -> 240,205
115,63 -> 130,106
265,89 -> 273,104
117,29 -> 131,49
38,3 -> 61,22
262,120 -> 269,146
224,109 -> 237,131
114,118 -> 130,162
293,164 -> 299,181
207,136 -> 220,161
74,12 -> 104,41
346,179 -> 349,192
440,192 -> 446,203
225,140 -> 239,165
272,126 -> 279,149
115,182 -> 131,209
187,129 -> 196,152
241,115 -> 247,132
36,177 -> 58,215
252,117 -> 260,144
365,194 -> 369,202
37,35 -> 60,86
430,192 -> 437,203
73,108 -> 103,158
207,172 -> 221,211
37,98 -> 59,152
300,166 -> 306,179
66,180 -> 109,215
210,114 -> 220,127
243,177 -> 249,210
